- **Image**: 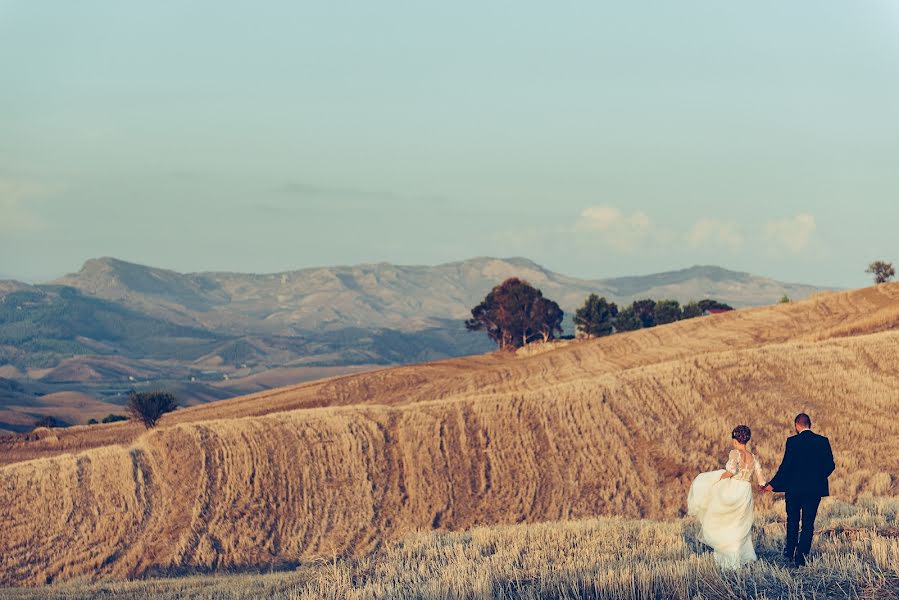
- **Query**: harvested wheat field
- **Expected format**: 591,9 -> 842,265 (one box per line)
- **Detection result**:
1,283 -> 899,588
3,497 -> 898,599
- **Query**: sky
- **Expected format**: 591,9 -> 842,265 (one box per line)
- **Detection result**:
2,1 -> 898,287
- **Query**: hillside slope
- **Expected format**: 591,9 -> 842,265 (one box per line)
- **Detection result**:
1,283 -> 897,586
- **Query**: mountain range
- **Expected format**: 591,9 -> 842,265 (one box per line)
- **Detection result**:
0,256 -> 832,431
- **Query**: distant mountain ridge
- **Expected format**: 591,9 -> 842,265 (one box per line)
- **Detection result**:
0,257 -> 833,431
51,257 -> 831,334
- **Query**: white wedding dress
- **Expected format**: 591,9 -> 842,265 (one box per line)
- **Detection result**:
687,449 -> 766,569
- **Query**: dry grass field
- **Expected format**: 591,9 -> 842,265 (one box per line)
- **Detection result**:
3,497 -> 897,599
1,282 -> 899,589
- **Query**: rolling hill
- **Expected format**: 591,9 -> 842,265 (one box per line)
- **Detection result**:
0,281 -> 896,587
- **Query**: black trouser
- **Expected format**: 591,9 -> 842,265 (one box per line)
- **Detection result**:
784,493 -> 822,563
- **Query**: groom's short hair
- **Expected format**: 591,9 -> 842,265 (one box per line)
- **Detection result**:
795,413 -> 811,428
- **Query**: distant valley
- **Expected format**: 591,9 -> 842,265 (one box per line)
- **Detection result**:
0,256 -> 832,431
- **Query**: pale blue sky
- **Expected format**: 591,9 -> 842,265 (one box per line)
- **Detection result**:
2,1 -> 898,286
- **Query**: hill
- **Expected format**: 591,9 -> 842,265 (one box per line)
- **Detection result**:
0,282 -> 897,587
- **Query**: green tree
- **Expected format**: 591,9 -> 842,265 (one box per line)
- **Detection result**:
654,299 -> 682,325
866,260 -> 895,284
530,296 -> 565,342
613,306 -> 642,331
127,390 -> 178,429
681,301 -> 703,319
779,294 -> 791,304
574,294 -> 619,337
632,299 -> 657,328
466,278 -> 564,349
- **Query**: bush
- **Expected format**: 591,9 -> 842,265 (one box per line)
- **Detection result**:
32,415 -> 69,430
127,391 -> 178,429
87,418 -> 98,425
697,299 -> 733,312
101,414 -> 129,424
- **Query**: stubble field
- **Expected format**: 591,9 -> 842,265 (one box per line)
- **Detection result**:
1,283 -> 898,591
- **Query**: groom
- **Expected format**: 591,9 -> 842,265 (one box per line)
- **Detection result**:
763,413 -> 836,566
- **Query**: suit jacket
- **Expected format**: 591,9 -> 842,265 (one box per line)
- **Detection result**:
767,429 -> 836,498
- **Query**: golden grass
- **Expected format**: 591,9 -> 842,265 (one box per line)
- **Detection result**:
3,497 -> 897,599
1,283 -> 898,587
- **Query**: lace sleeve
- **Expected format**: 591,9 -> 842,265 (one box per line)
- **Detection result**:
754,456 -> 766,485
725,449 -> 739,474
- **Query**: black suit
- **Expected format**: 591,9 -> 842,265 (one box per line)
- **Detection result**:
767,429 -> 836,564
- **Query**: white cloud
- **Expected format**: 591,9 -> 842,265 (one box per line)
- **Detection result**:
575,205 -> 654,251
764,213 -> 816,253
686,218 -> 744,249
0,178 -> 46,232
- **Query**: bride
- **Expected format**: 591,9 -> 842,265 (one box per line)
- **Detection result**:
687,424 -> 767,569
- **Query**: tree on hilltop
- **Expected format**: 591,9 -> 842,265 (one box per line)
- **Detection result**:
866,261 -> 895,284
574,294 -> 618,337
466,278 -> 564,349
632,299 -> 657,328
531,296 -> 565,343
653,299 -> 682,325
127,390 -> 178,429
681,301 -> 703,319
613,306 -> 643,331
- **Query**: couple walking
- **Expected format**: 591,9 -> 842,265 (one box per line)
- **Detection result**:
687,413 -> 836,569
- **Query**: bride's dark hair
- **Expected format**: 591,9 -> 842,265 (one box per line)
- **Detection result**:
732,425 -> 751,444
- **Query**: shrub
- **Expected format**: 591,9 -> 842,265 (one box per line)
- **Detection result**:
32,415 -> 68,430
697,299 -> 733,313
126,391 -> 178,429
101,414 -> 129,424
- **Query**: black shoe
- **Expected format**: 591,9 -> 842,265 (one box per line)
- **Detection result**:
794,555 -> 806,567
